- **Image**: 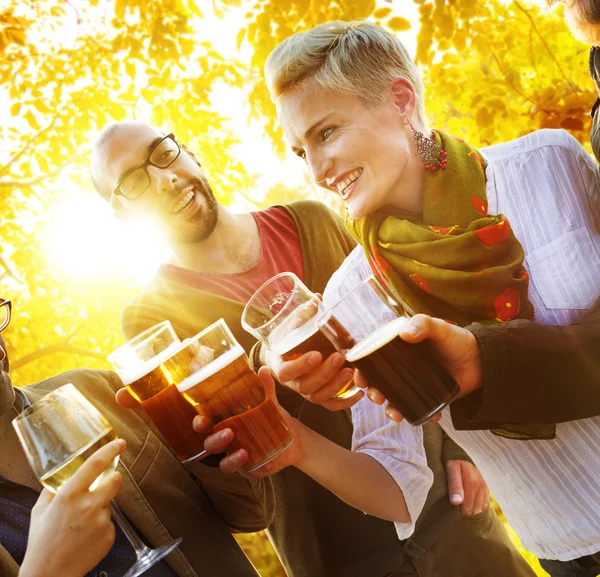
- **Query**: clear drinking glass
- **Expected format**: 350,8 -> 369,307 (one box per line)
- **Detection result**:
108,321 -> 207,463
176,319 -> 294,472
241,272 -> 360,400
12,383 -> 182,577
317,275 -> 460,426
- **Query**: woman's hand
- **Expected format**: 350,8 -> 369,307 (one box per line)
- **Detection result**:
19,439 -> 126,577
196,368 -> 413,523
266,347 -> 362,411
445,460 -> 490,515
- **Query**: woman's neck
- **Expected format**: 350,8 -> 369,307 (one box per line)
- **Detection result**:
390,145 -> 426,214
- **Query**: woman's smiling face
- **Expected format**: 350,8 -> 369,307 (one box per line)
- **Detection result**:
277,80 -> 424,219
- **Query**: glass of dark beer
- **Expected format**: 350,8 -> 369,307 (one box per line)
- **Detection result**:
241,272 -> 360,400
107,321 -> 207,463
176,319 -> 294,472
317,275 -> 459,425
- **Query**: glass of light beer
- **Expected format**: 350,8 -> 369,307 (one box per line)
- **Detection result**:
317,275 -> 460,426
107,321 -> 207,463
13,383 -> 181,577
241,272 -> 360,400
176,319 -> 293,472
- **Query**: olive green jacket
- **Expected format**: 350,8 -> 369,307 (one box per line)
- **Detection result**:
0,368 -> 272,577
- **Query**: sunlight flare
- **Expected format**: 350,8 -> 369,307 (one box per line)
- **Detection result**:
43,183 -> 170,285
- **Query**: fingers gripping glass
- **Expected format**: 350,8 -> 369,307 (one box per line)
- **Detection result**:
0,299 -> 11,332
241,273 -> 360,400
12,384 -> 182,577
111,133 -> 181,203
176,319 -> 294,472
317,275 -> 460,426
108,321 -> 208,463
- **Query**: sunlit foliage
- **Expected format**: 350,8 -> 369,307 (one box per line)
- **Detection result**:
416,0 -> 595,148
0,1 -> 590,575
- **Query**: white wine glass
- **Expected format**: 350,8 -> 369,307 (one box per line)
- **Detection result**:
12,383 -> 182,577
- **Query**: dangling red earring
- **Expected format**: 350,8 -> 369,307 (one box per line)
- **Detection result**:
410,123 -> 447,172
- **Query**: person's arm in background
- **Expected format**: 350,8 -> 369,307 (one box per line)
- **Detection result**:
200,367 -> 433,531
451,307 -> 600,429
19,440 -> 125,577
370,312 -> 600,428
273,316 -> 493,518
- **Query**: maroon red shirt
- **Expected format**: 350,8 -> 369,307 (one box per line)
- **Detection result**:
158,206 -> 304,303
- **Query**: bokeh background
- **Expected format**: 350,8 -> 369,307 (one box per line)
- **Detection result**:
0,1 -> 595,575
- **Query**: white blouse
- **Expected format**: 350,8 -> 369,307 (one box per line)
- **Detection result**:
323,129 -> 600,561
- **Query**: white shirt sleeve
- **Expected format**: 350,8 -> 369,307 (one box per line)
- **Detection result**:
324,244 -> 433,539
351,396 -> 433,540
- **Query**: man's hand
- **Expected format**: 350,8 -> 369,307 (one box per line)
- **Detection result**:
445,460 -> 490,516
194,367 -> 302,477
358,314 -> 483,423
20,439 -> 126,577
115,386 -> 140,408
266,347 -> 362,411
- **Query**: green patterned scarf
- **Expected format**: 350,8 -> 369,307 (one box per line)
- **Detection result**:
347,130 -> 553,439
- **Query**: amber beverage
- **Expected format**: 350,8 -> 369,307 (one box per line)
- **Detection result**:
178,339 -> 293,472
242,272 -> 360,399
108,322 -> 207,463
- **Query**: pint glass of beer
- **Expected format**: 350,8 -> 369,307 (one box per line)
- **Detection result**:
107,321 -> 207,463
317,275 -> 460,425
176,319 -> 293,472
241,272 -> 359,400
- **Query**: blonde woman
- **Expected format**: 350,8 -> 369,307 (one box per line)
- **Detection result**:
259,19 -> 600,577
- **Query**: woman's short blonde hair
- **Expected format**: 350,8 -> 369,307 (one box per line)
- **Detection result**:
265,20 -> 427,126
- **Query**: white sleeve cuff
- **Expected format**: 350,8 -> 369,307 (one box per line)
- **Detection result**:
351,397 -> 433,540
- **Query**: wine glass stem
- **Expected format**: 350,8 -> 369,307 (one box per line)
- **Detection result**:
110,500 -> 152,558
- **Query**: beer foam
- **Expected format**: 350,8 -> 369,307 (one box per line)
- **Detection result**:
345,317 -> 409,363
271,320 -> 319,356
176,344 -> 246,393
120,342 -> 182,386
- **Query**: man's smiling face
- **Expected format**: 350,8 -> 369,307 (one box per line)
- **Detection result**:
92,122 -> 220,244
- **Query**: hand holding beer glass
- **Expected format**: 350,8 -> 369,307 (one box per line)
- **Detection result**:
177,319 -> 294,472
318,275 -> 460,426
108,321 -> 208,463
12,384 -> 182,577
241,272 -> 361,404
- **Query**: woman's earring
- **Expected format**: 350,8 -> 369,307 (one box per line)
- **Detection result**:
410,123 -> 447,172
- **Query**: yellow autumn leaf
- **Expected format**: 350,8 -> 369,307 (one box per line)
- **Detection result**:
387,16 -> 411,32
475,107 -> 494,128
373,7 -> 393,19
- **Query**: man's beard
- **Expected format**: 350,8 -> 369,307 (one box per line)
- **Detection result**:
165,176 -> 220,244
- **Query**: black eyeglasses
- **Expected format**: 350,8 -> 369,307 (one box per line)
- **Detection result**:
110,133 -> 181,203
0,299 -> 11,333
